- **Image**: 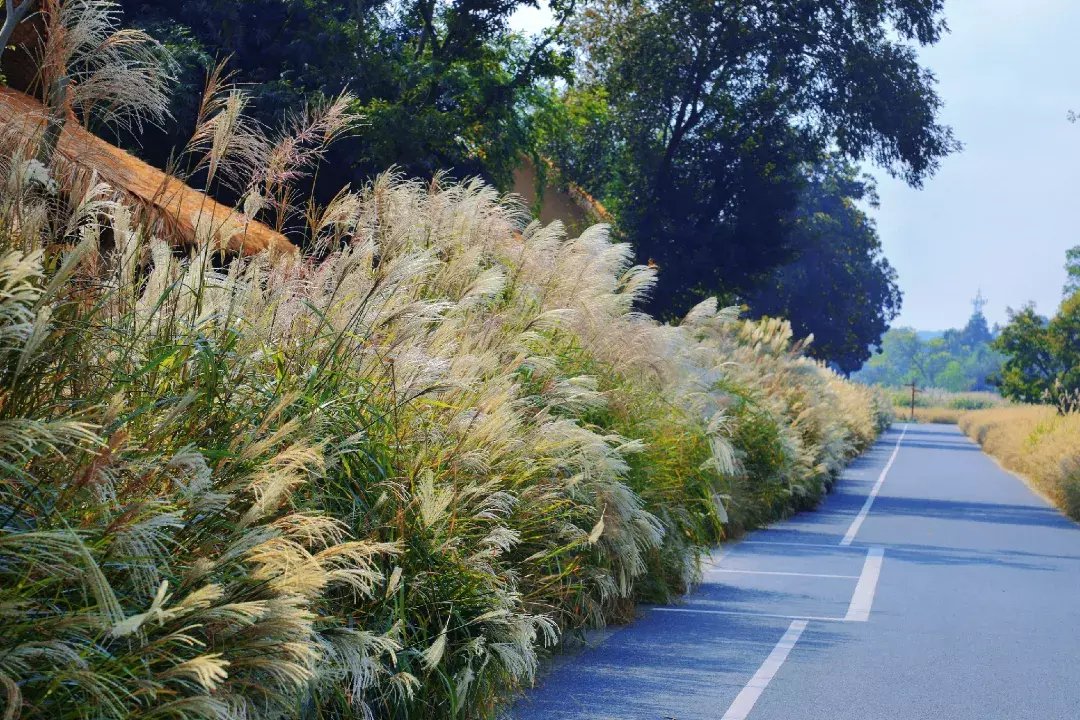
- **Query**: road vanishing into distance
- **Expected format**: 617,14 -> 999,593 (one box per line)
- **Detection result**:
508,424 -> 1080,720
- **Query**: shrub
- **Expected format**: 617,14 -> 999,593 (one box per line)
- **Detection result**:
1062,458 -> 1080,521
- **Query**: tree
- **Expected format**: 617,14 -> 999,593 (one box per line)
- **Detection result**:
853,328 -> 924,386
543,0 -> 957,317
746,160 -> 901,374
959,293 -> 994,346
116,0 -> 575,189
1065,244 -> 1080,297
994,295 -> 1080,407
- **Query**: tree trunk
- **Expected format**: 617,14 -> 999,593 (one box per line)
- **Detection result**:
1,86 -> 297,257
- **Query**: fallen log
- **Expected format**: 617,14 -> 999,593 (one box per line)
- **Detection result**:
0,85 -> 296,257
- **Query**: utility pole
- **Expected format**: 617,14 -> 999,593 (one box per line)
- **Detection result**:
907,380 -> 918,422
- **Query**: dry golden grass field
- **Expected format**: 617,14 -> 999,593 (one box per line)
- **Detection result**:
894,406 -> 965,424
888,389 -> 1008,425
959,407 -> 1080,520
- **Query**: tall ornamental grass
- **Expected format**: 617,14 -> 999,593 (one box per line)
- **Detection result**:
0,3 -> 890,718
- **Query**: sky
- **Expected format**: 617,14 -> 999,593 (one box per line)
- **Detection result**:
511,1 -> 1080,330
867,0 -> 1080,330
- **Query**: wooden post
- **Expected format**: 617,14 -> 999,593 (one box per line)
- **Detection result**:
908,381 -> 917,422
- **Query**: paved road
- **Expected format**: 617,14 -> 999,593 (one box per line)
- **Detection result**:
508,423 -> 1080,720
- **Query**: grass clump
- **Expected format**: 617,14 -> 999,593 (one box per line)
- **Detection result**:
0,5 -> 890,717
960,406 -> 1080,520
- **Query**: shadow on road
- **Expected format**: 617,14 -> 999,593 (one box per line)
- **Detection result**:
902,425 -> 965,437
896,439 -> 983,451
735,531 -> 1080,571
871,495 -> 1072,530
508,601 -> 848,720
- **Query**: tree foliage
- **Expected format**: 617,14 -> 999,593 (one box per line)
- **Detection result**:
854,301 -> 1004,391
539,0 -> 957,317
116,0 -> 574,186
746,161 -> 901,375
994,294 -> 1080,407
1065,244 -> 1080,297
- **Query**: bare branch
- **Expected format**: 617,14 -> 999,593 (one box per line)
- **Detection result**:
0,0 -> 38,61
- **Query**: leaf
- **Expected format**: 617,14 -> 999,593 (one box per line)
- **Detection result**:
587,515 -> 605,544
712,494 -> 730,524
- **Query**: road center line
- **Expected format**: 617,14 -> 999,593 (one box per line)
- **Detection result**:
704,568 -> 859,579
720,619 -> 809,720
840,424 -> 908,546
845,547 -> 885,622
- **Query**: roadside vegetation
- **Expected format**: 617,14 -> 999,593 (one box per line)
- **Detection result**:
0,4 -> 892,718
888,389 -> 1009,425
960,407 -> 1080,521
993,276 -> 1080,411
954,246 -> 1080,519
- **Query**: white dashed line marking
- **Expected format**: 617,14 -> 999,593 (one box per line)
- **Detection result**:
840,424 -> 908,546
720,619 -> 809,720
845,547 -> 885,622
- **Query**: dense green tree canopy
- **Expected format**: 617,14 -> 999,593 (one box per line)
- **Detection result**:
539,0 -> 956,316
746,161 -> 901,375
994,294 -> 1080,407
117,0 -> 574,186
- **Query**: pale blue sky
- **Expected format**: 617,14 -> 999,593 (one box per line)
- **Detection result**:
869,0 -> 1079,330
512,1 -> 1080,330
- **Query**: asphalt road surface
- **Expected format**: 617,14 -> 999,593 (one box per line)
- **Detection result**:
508,423 -> 1080,720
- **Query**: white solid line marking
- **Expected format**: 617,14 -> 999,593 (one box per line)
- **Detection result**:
840,424 -> 908,546
652,607 -> 845,623
720,619 -> 809,720
845,547 -> 885,622
704,568 -> 860,579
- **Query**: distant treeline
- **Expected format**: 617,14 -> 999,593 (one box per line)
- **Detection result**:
854,300 -> 1004,392
858,245 -> 1080,409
